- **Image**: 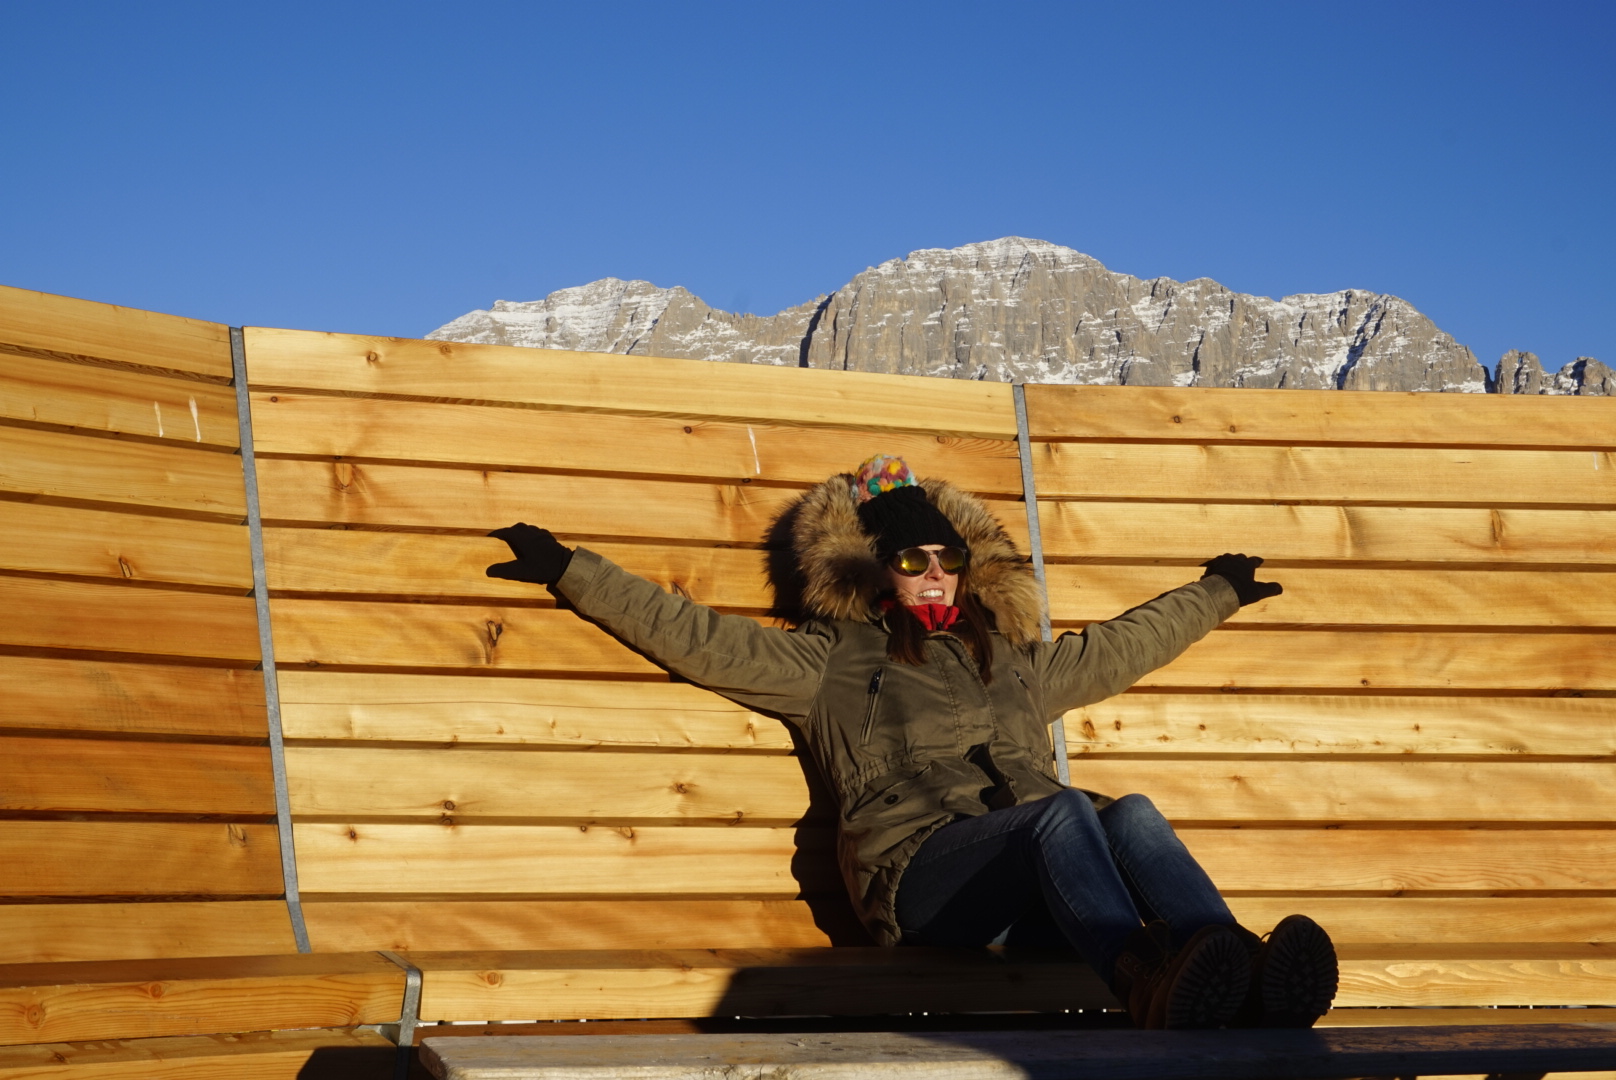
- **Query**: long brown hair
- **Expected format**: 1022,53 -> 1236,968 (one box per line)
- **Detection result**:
883,566 -> 997,682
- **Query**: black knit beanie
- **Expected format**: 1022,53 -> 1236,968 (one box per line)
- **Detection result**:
857,485 -> 967,557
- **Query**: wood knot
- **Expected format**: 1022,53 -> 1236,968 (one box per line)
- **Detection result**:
365,351 -> 381,365
143,983 -> 165,999
672,782 -> 690,794
481,971 -> 503,986
346,827 -> 359,841
442,800 -> 456,811
1171,415 -> 1182,424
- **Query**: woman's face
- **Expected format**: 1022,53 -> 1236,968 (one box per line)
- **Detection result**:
885,544 -> 958,607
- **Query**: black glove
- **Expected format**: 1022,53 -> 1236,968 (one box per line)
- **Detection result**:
487,523 -> 574,585
1201,552 -> 1282,607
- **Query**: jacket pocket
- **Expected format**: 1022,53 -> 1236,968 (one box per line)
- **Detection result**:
859,667 -> 885,744
848,760 -> 934,822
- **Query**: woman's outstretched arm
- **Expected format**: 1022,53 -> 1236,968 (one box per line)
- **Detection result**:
1033,554 -> 1278,715
489,525 -> 830,724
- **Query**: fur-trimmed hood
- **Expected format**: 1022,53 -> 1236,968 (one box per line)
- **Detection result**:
783,474 -> 1045,647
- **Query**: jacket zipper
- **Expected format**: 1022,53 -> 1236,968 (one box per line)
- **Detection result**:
860,668 -> 884,744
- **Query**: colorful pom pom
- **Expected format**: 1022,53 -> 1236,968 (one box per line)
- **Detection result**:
851,454 -> 917,503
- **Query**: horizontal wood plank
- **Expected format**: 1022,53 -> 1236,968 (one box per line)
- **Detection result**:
1034,442 -> 1616,507
256,458 -> 1028,550
0,285 -> 232,381
0,425 -> 245,521
0,502 -> 251,591
271,600 -> 1616,687
277,670 -> 786,749
286,747 -> 810,824
406,947 -> 1111,1021
0,1028 -> 396,1080
1183,829 -> 1616,892
0,902 -> 295,964
1068,693 -> 1616,756
0,577 -> 260,663
265,531 -> 775,609
1048,565 -> 1616,628
270,597 -> 665,673
1138,629 -> 1616,691
303,899 -> 836,953
288,753 -> 1614,826
2,822 -> 284,897
0,656 -> 265,739
294,823 -> 1616,895
1073,760 -> 1616,822
1037,501 -> 1616,565
1334,944 -> 1616,1007
293,823 -> 832,895
0,953 -> 403,1045
1228,896 -> 1616,945
2,736 -> 274,816
242,326 -> 1019,438
0,351 -> 238,448
251,393 -> 1022,492
1025,383 -> 1616,449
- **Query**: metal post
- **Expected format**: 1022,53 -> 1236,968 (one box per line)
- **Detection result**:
1013,383 -> 1070,785
231,327 -> 310,952
380,951 -> 424,1080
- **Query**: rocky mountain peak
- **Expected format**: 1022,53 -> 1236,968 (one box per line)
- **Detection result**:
429,238 -> 1606,396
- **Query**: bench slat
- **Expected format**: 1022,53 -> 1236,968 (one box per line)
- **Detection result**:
291,823 -> 1616,895
286,748 -> 811,824
304,899 -> 839,953
270,600 -> 1616,689
301,897 -> 1616,954
0,503 -> 251,592
3,737 -> 275,817
3,822 -> 284,897
0,954 -> 405,1046
1025,383 -> 1616,449
288,752 -> 1613,825
0,577 -> 260,663
265,533 -> 776,610
0,902 -> 297,965
0,351 -> 240,449
277,670 -> 783,750
1039,501 -> 1616,565
406,948 -> 1113,1022
0,425 -> 245,522
1048,564 -> 1616,628
0,285 -> 232,382
419,1025 -> 1616,1080
250,393 -> 1023,493
1069,760 -> 1616,823
0,657 -> 265,739
0,1027 -> 396,1080
1035,443 -> 1616,507
1070,693 -> 1616,757
242,327 -> 1018,439
254,458 -> 1031,549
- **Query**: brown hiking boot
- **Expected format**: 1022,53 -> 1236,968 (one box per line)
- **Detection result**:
1232,914 -> 1339,1027
1144,924 -> 1251,1030
1109,920 -> 1172,1027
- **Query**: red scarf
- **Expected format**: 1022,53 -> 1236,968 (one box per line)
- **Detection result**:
882,599 -> 960,631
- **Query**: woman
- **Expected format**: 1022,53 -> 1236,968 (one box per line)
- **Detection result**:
487,454 -> 1337,1029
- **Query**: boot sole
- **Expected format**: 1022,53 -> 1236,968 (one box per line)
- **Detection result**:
1160,929 -> 1250,1030
1260,914 -> 1339,1027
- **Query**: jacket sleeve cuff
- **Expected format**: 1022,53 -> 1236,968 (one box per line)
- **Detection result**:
1197,573 -> 1242,621
554,546 -> 606,603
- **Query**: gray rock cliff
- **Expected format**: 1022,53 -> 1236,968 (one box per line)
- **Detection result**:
430,238 -> 1605,395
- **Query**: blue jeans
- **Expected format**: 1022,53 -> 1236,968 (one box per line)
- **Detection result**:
893,789 -> 1235,985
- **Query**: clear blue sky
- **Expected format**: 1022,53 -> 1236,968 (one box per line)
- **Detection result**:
2,1 -> 1611,372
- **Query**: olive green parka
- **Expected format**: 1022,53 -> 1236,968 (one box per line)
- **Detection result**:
553,475 -> 1239,946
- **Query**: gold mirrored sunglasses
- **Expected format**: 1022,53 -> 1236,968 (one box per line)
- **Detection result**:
888,546 -> 968,576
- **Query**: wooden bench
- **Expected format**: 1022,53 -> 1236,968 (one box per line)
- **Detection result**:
3,282 -> 1615,1078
